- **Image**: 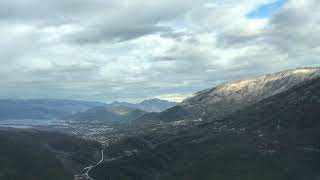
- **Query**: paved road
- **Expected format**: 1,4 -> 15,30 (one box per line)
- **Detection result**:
74,149 -> 104,180
85,149 -> 104,180
75,143 -> 109,180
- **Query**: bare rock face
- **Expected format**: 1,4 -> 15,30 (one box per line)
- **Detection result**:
176,67 -> 320,120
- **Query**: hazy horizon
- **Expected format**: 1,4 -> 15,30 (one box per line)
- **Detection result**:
0,65 -> 319,103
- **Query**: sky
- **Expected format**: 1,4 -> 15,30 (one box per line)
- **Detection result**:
0,0 -> 319,103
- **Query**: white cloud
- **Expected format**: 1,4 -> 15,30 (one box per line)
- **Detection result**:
0,0 -> 318,102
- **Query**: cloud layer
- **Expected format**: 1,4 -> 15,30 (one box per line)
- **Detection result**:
0,0 -> 319,102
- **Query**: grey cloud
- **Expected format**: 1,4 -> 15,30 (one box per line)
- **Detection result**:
213,0 -> 320,81
71,25 -> 171,44
0,0 -> 319,102
0,0 -> 202,43
0,0 -> 116,24
66,0 -> 201,43
217,0 -> 320,61
265,0 -> 320,56
216,33 -> 263,49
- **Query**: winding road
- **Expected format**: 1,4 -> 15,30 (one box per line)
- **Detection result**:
82,149 -> 104,180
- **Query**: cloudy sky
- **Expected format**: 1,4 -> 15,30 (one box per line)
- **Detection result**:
0,0 -> 319,102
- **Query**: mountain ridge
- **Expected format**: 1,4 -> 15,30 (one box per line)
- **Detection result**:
0,98 -> 175,121
137,67 -> 320,124
0,99 -> 106,120
68,105 -> 147,126
109,98 -> 176,112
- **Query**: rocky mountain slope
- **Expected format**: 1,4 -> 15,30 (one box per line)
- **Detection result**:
138,67 -> 320,124
89,76 -> 320,180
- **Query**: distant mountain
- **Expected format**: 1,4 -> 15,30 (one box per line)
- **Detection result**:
137,67 -> 320,124
109,99 -> 176,112
69,105 -> 146,126
0,128 -> 101,180
68,98 -> 176,126
0,99 -> 106,120
0,98 -> 175,125
89,76 -> 320,180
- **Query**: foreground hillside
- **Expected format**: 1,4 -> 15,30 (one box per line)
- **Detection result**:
90,77 -> 320,180
0,129 -> 101,180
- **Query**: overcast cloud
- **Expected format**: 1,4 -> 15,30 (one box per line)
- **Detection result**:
0,0 -> 319,102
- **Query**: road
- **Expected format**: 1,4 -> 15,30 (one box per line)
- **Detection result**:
77,149 -> 104,180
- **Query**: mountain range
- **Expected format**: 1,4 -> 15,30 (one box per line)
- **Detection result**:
68,105 -> 147,126
108,99 -> 177,112
0,99 -> 105,120
89,67 -> 320,180
68,67 -> 320,128
136,67 -> 320,125
0,98 -> 175,121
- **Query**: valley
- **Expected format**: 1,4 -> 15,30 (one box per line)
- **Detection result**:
1,67 -> 320,180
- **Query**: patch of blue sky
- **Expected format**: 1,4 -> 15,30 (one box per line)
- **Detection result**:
247,0 -> 287,19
